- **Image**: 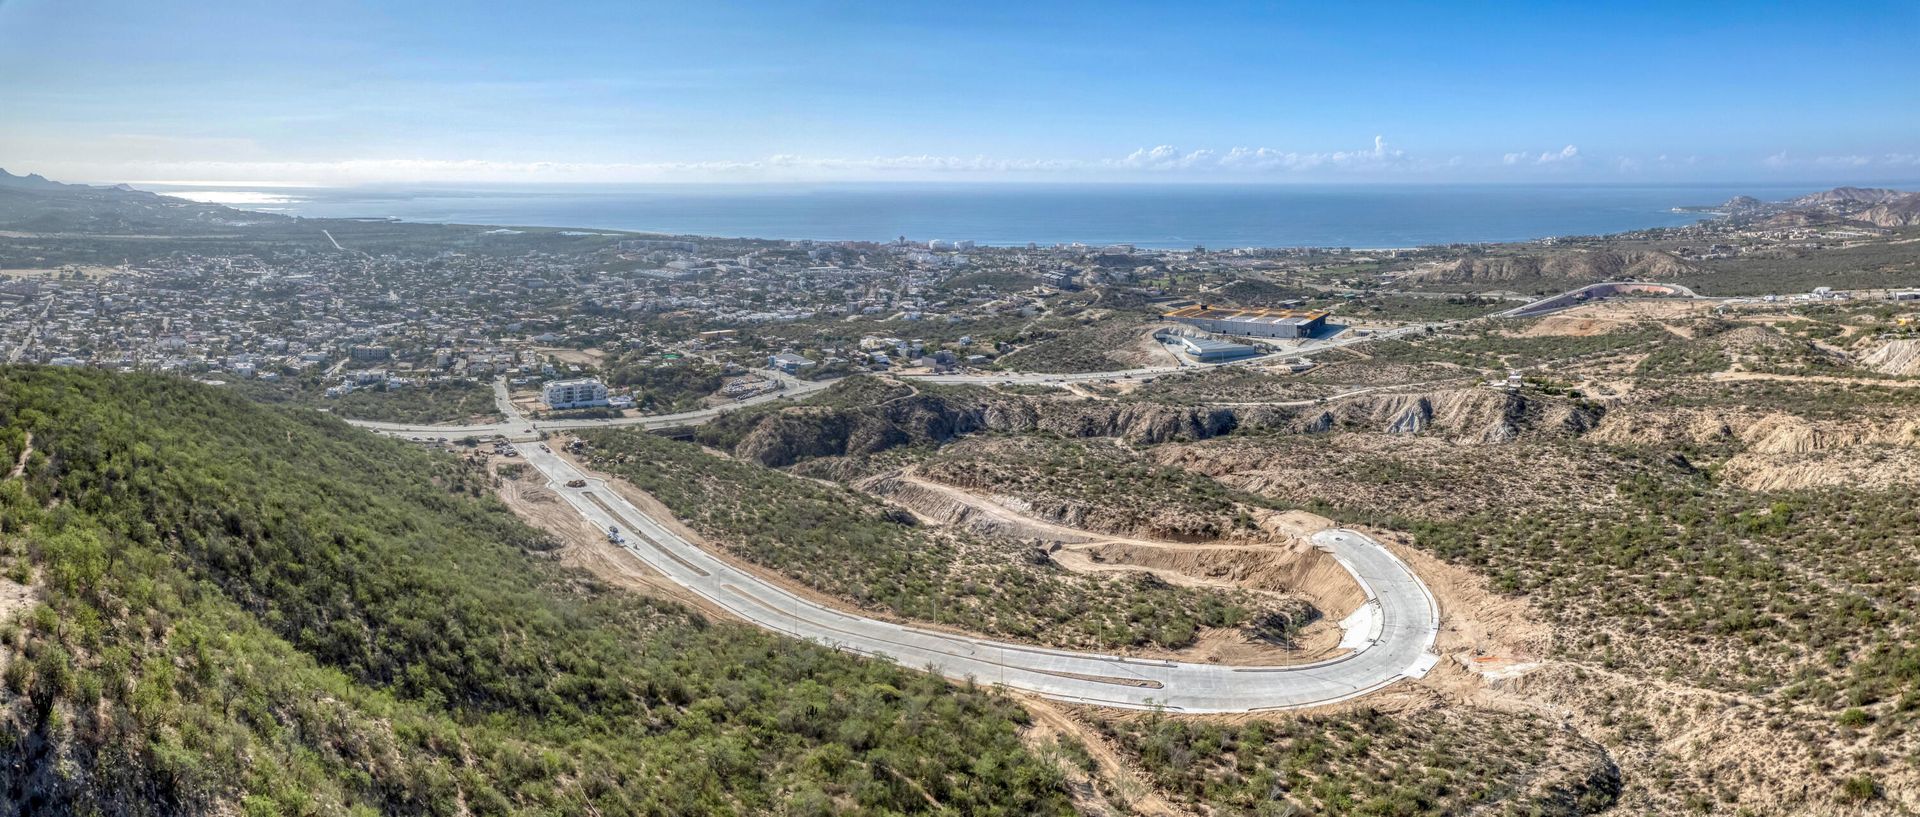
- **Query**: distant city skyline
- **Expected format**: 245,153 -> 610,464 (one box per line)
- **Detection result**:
2,0 -> 1916,186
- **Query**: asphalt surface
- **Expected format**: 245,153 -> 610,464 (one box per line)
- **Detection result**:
350,376 -> 832,441
516,444 -> 1440,712
343,334 -> 1447,710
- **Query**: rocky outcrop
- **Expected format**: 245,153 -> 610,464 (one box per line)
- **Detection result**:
1588,402 -> 1920,490
1855,193 -> 1920,227
860,473 -> 1104,543
728,386 -> 1603,466
1297,388 -> 1599,444
1861,339 -> 1920,376
1410,250 -> 1697,286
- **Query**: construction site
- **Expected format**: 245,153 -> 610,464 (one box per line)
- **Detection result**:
1161,304 -> 1332,339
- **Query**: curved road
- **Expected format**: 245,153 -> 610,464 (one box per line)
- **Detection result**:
519,443 -> 1440,712
345,336 -> 1445,711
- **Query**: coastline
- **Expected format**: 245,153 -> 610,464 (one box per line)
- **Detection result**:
138,181 -> 1848,251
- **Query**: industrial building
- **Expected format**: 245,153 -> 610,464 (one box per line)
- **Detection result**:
1177,336 -> 1259,362
542,377 -> 609,409
1162,304 -> 1330,339
768,352 -> 816,374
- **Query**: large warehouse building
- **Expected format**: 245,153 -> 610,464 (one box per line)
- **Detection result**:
1162,305 -> 1330,339
1177,336 -> 1260,362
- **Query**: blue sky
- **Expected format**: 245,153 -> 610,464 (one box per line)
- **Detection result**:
1,0 -> 1915,184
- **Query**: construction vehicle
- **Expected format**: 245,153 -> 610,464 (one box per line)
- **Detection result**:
606,525 -> 624,544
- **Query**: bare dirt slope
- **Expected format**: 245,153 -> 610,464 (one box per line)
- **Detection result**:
1862,338 -> 1920,375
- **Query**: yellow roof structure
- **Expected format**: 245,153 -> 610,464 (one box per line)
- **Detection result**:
1163,304 -> 1330,324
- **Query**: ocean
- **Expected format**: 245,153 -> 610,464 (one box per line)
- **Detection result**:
146,182 -> 1848,249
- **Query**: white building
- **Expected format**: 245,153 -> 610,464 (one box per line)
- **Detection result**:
542,377 -> 610,409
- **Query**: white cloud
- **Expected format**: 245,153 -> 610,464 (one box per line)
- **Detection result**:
1761,151 -> 1919,170
1504,144 -> 1579,166
1537,144 -> 1580,164
45,135 -> 1907,185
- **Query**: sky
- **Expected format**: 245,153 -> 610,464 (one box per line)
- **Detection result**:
1,0 -> 1916,186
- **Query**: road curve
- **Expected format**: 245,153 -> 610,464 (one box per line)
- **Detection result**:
514,444 -> 1440,712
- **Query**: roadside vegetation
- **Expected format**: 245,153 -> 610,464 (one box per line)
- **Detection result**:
574,427 -> 1301,650
229,374 -> 504,424
1116,366 -> 1343,405
915,435 -> 1284,541
1332,293 -> 1511,322
1089,706 -> 1618,816
0,366 -> 1075,816
994,314 -> 1160,373
600,353 -> 725,412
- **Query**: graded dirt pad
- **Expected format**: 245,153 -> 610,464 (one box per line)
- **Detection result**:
873,470 -> 1358,612
1554,298 -> 1717,322
1255,508 -> 1334,538
1353,526 -> 1549,689
492,464 -> 733,620
1063,538 -> 1366,620
1120,325 -> 1183,368
867,469 -> 1362,665
1508,315 -> 1635,337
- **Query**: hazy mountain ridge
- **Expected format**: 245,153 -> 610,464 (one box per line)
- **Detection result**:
0,168 -> 289,234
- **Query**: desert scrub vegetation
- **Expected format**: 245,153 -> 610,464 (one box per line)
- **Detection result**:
574,427 -> 1300,650
1662,377 -> 1920,418
1334,293 -> 1512,322
600,353 -> 725,412
915,435 -> 1284,541
1357,323 -> 1670,371
1155,434 -> 1664,523
1635,323 -> 1841,379
1089,706 -> 1618,816
1119,366 -> 1343,405
994,314 -> 1159,373
230,374 -> 504,424
0,366 -> 1075,816
1353,468 -> 1920,718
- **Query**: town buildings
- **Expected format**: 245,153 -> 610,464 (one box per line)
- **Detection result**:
542,377 -> 610,409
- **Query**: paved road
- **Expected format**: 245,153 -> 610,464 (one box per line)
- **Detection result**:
346,321 -> 1448,439
516,444 -> 1440,712
343,339 -> 1447,710
905,321 -> 1441,386
350,376 -> 834,441
1495,281 -> 1706,319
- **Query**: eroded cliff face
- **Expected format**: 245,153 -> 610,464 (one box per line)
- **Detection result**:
726,387 -> 1606,467
1408,249 -> 1697,286
1588,403 -> 1920,490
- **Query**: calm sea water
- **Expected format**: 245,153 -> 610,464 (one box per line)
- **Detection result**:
149,182 -> 1845,249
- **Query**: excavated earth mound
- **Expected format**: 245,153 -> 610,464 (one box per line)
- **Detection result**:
1861,338 -> 1920,376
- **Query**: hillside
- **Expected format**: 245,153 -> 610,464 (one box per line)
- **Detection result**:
1790,186 -> 1910,206
1407,249 -> 1697,288
0,367 -> 1072,816
0,169 -> 282,235
1856,193 -> 1920,228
